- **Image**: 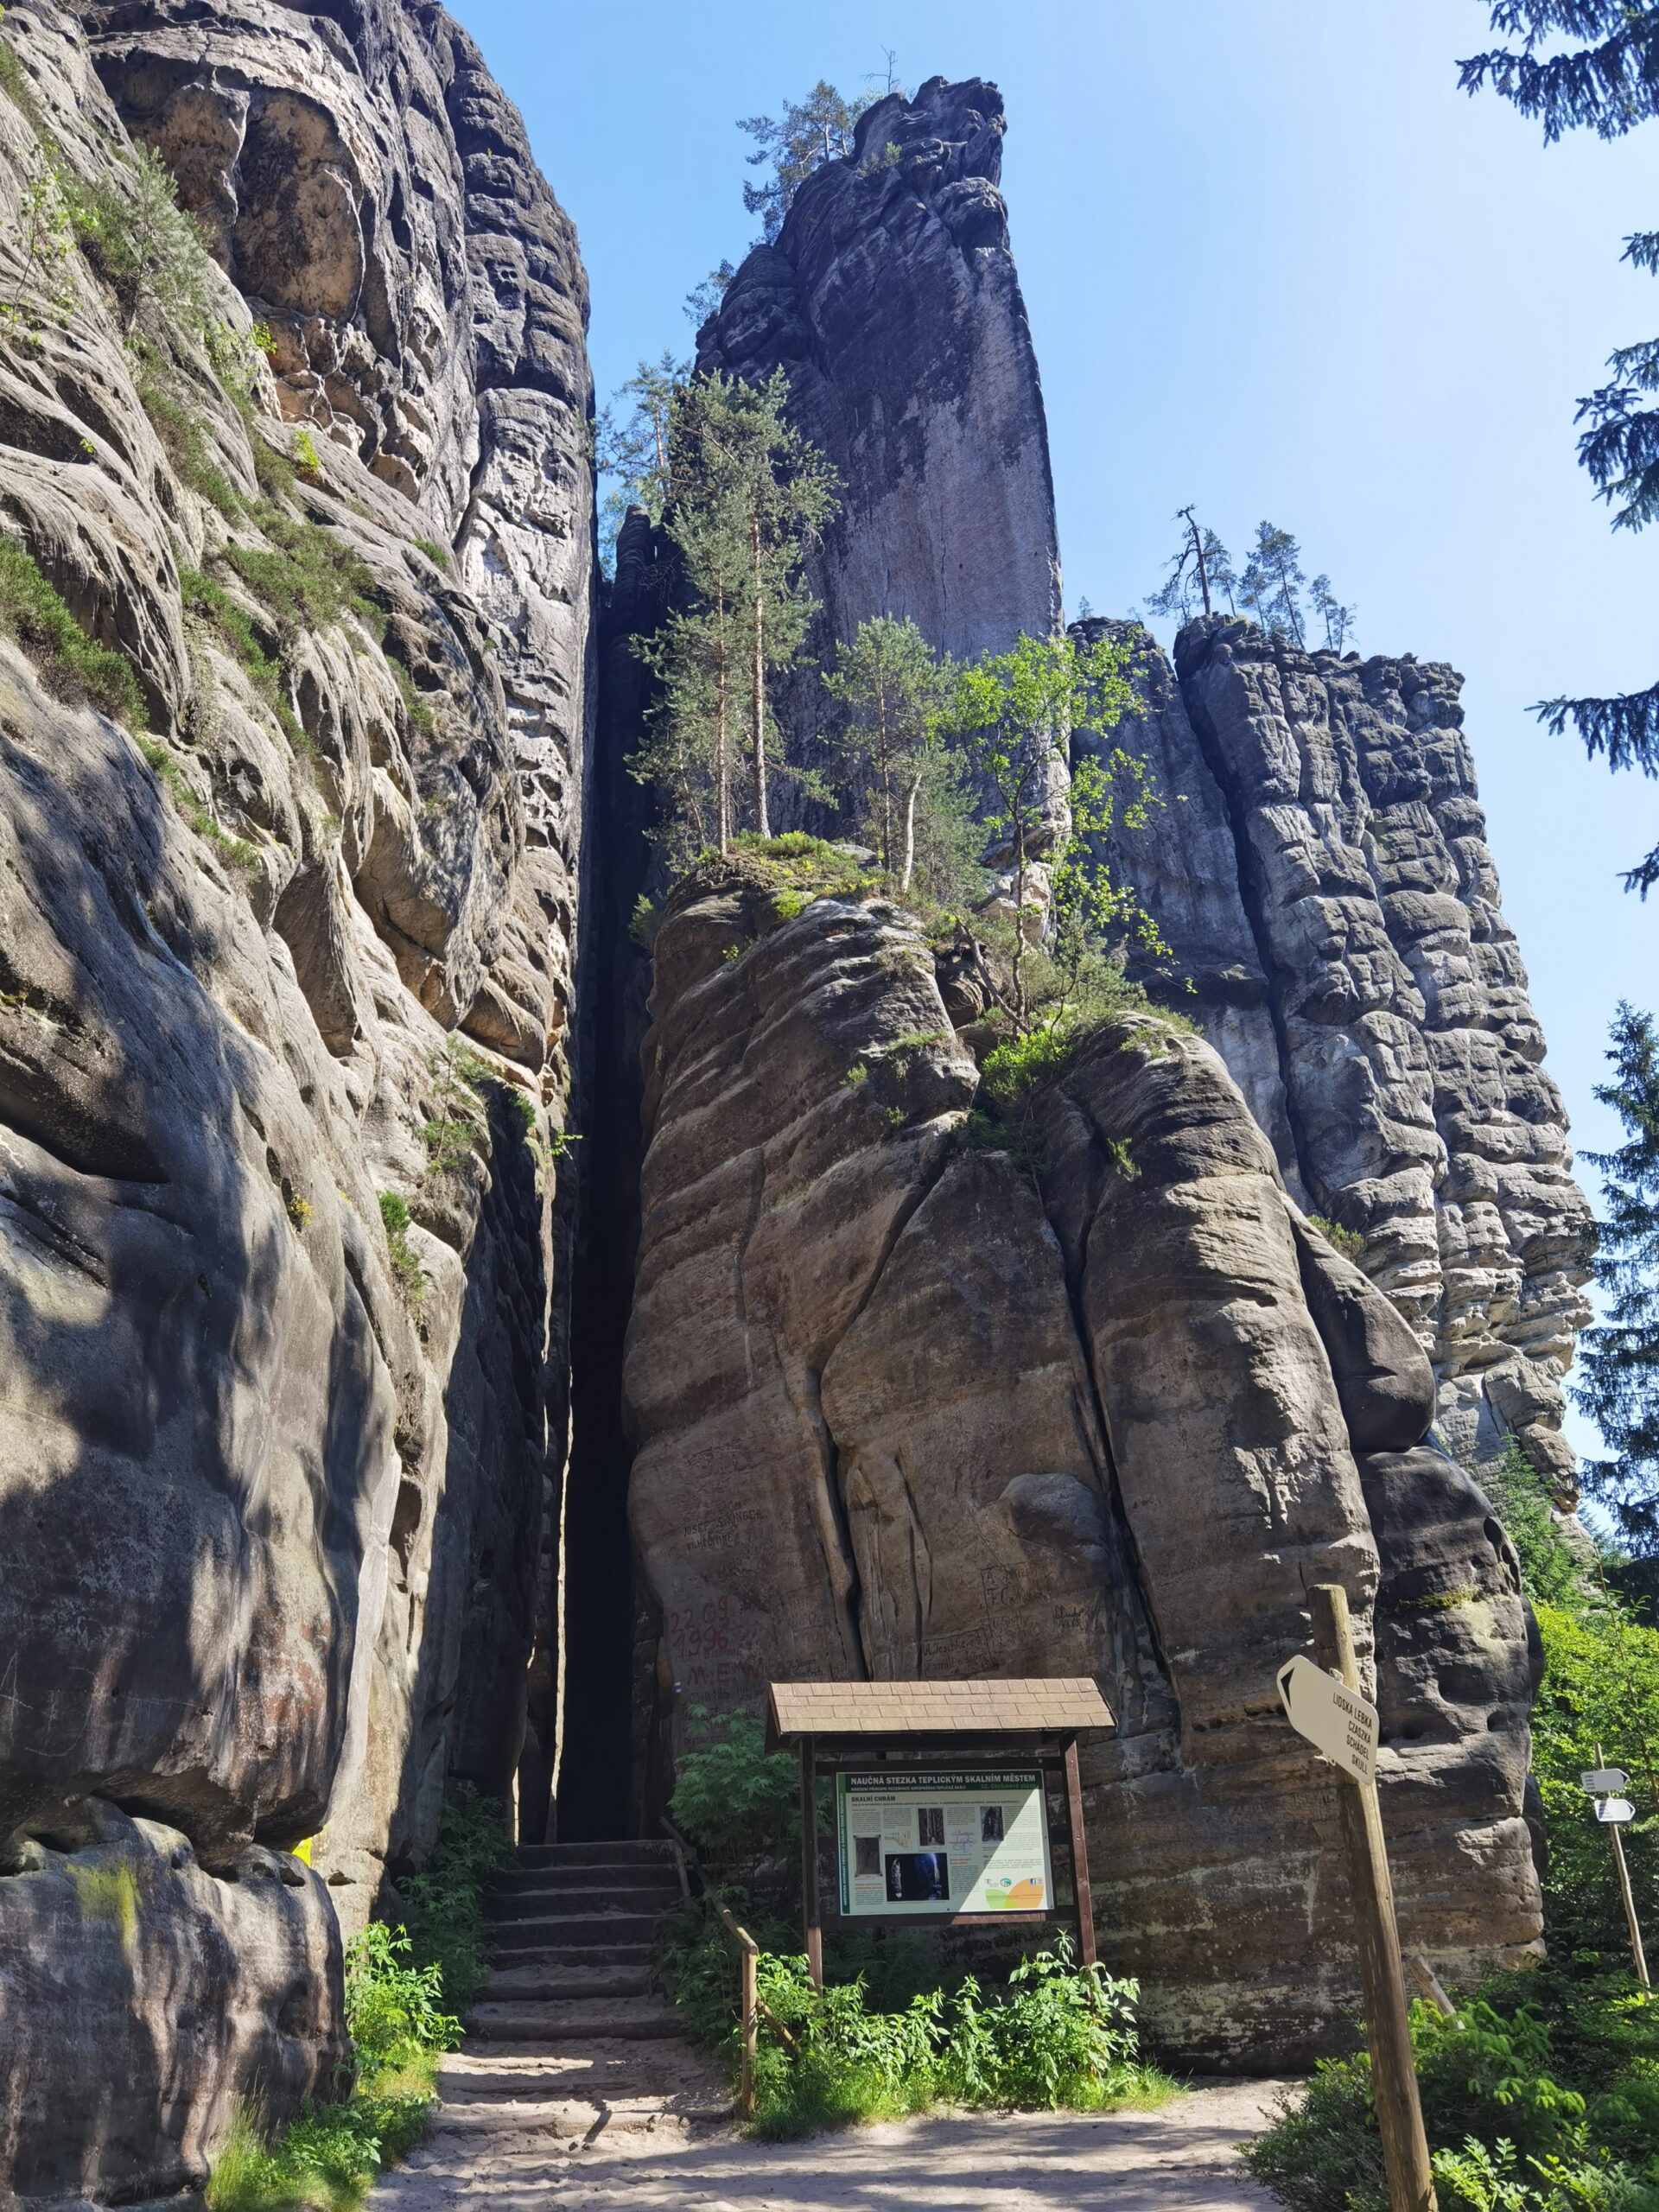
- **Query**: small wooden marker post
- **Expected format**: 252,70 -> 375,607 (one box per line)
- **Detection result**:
1306,1584 -> 1437,2212
1592,1743 -> 1650,1991
799,1734 -> 823,1992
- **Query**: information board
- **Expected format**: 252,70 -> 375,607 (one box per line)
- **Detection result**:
835,1769 -> 1053,1917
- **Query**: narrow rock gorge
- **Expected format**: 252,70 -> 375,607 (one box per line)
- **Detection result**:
0,20 -> 1596,2195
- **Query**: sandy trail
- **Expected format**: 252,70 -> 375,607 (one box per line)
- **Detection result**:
371,2069 -> 1291,2211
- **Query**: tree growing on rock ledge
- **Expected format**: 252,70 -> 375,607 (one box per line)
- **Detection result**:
938,631 -> 1164,1033
631,368 -> 838,855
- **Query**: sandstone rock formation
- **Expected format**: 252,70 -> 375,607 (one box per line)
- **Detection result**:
0,1802 -> 345,2199
1087,614 -> 1591,1498
696,76 -> 1060,664
626,866 -> 1542,2064
0,0 -> 590,2189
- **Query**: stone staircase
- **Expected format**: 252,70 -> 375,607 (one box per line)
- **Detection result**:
387,1838 -> 732,2183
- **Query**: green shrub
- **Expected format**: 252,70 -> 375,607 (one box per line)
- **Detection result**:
387,654 -> 435,735
178,565 -> 303,748
667,1705 -> 803,1869
68,142 -> 218,337
1308,1212 -> 1366,1262
0,541 -> 142,721
397,1782 -> 512,2012
137,375 -> 244,518
344,1921 -> 460,2087
742,1940 -> 1173,2140
411,537 -> 451,571
377,1190 -> 425,1306
226,503 -> 380,638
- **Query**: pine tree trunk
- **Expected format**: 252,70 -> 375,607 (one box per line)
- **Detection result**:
751,516 -> 768,839
900,775 -> 919,893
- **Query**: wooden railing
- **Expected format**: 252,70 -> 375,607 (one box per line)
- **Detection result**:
661,1816 -> 798,2119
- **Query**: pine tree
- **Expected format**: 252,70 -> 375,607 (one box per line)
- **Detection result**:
1240,522 -> 1307,647
1145,509 -> 1236,626
1460,5 -> 1659,890
595,352 -> 687,556
739,82 -> 876,243
1573,1002 -> 1659,1553
1310,574 -> 1357,652
630,370 -> 837,852
823,616 -> 956,887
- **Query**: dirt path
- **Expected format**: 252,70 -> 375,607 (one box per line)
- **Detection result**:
372,2072 -> 1292,2211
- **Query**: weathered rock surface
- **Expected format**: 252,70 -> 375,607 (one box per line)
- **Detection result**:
1160,616 -> 1592,1495
0,0 -> 591,2190
0,1801 -> 345,2201
627,875 -> 1542,2063
697,77 -> 1060,665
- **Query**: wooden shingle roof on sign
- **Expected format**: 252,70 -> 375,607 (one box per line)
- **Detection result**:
768,1678 -> 1114,1739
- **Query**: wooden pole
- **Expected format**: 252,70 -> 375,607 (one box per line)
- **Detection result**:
739,1942 -> 757,2120
1308,1584 -> 1436,2212
1063,1737 -> 1097,1967
1596,1742 -> 1651,1989
799,1738 -> 823,1991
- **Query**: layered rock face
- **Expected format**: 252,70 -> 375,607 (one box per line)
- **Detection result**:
1092,616 -> 1591,1497
0,0 -> 591,2190
696,76 -> 1060,664
626,868 -> 1542,2064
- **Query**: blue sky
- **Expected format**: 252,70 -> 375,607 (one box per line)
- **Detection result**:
454,1 -> 1656,1460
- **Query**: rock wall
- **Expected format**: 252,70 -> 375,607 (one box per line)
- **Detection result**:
1090,614 -> 1592,1497
626,865 -> 1542,2065
0,0 -> 592,2190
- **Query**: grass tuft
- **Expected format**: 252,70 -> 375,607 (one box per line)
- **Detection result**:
0,542 -> 143,722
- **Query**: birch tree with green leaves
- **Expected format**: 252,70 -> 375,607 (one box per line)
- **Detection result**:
937,632 -> 1163,1032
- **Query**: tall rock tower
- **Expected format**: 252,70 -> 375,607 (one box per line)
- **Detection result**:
696,76 -> 1062,660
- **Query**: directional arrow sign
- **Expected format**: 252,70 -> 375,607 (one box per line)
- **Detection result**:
1277,1654 -> 1378,1784
1582,1768 -> 1630,1796
1596,1798 -> 1637,1826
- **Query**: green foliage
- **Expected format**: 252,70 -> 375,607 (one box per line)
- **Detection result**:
226,502 -> 380,639
137,375 -> 243,518
822,614 -> 958,888
202,1859 -> 488,2212
0,540 -> 143,722
1243,1993 -> 1659,2212
204,318 -> 272,405
630,367 -> 838,856
1483,1440 -> 1586,1611
1309,1212 -> 1367,1262
410,537 -> 451,572
137,734 -> 260,873
344,1921 -> 460,2087
396,1782 -> 513,2013
596,349 -> 685,550
0,29 -> 48,139
1573,1004 -> 1659,1550
739,79 -> 880,242
0,153 -> 78,334
387,655 -> 436,735
421,1036 -> 498,1175
1458,8 -> 1659,888
1146,509 -> 1238,624
292,428 -> 321,474
179,565 -> 303,748
668,1706 -> 803,1869
740,1941 -> 1172,2139
1240,519 -> 1311,646
377,1190 -> 425,1306
937,628 -> 1162,1031
69,141 -> 218,337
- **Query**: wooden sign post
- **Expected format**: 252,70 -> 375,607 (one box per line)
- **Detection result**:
1300,1585 -> 1437,2212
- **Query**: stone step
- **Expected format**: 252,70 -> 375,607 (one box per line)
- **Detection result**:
493,1859 -> 683,1894
487,1936 -> 656,1968
467,1996 -> 685,2042
515,1840 -> 676,1867
487,1884 -> 676,1923
484,1962 -> 654,1999
492,1910 -> 665,1950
